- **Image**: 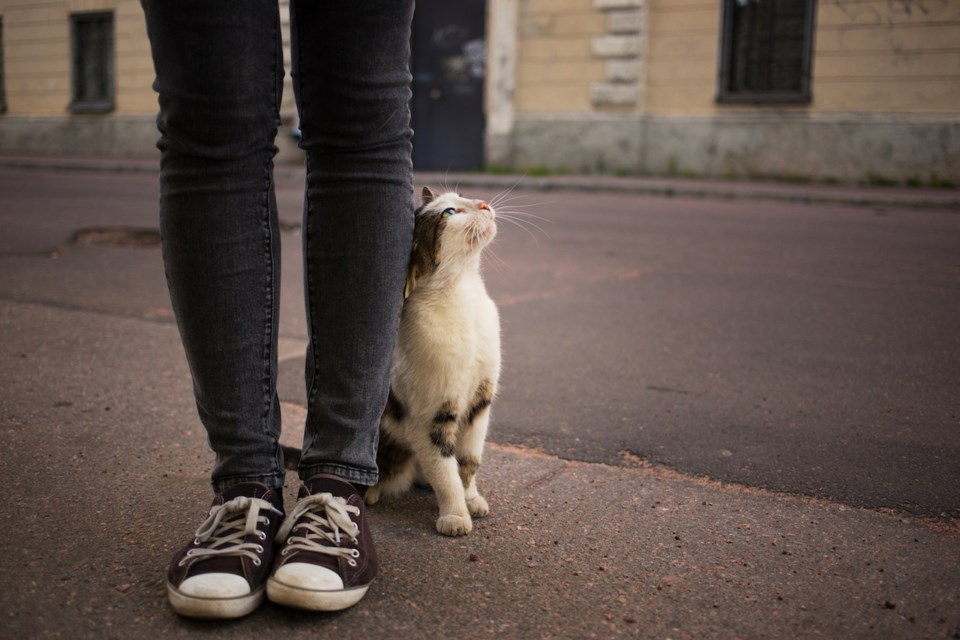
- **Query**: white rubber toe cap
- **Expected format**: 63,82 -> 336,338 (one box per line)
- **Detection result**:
272,562 -> 344,591
178,573 -> 251,599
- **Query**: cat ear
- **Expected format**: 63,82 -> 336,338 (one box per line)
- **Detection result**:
421,186 -> 437,206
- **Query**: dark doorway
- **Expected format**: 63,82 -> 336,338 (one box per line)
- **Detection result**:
410,0 -> 486,171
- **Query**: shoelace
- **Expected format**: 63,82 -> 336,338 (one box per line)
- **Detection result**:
178,496 -> 283,568
275,492 -> 362,565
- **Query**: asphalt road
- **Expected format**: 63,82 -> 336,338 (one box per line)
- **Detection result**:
2,166 -> 958,520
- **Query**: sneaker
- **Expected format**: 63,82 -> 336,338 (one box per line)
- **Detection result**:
267,474 -> 378,611
166,482 -> 284,619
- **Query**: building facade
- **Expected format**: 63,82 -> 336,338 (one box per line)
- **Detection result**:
493,0 -> 960,183
0,0 -> 300,161
1,0 -> 958,183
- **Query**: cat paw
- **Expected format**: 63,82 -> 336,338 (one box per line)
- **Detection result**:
436,514 -> 473,536
467,494 -> 489,518
364,486 -> 381,506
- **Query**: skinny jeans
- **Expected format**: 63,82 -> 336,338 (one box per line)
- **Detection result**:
141,0 -> 415,492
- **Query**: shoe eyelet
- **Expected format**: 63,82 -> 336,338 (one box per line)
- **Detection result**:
256,544 -> 264,553
281,548 -> 290,556
351,549 -> 360,558
258,531 -> 267,541
185,549 -> 194,557
253,558 -> 262,567
193,538 -> 201,545
264,517 -> 270,525
347,559 -> 358,567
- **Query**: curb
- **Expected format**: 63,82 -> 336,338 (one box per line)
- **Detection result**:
415,172 -> 960,212
2,154 -> 958,211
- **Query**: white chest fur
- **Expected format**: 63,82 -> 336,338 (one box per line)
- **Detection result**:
391,270 -> 501,415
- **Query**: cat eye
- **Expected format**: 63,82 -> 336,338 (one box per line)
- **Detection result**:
441,208 -> 456,217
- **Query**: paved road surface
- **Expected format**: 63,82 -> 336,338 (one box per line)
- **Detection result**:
2,167 -> 958,520
482,187 -> 960,519
2,166 -> 959,639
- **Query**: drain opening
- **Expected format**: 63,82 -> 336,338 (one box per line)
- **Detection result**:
69,227 -> 161,248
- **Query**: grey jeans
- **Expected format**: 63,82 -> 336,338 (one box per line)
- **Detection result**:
141,0 -> 415,492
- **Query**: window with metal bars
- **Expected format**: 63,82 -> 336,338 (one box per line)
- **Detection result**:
70,11 -> 114,113
717,0 -> 816,104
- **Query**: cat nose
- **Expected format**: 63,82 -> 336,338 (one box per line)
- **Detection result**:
478,201 -> 490,210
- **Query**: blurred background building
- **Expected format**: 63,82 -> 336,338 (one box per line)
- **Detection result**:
0,0 -> 957,183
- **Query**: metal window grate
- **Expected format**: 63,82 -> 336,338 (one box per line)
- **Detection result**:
70,11 -> 114,113
717,0 -> 815,104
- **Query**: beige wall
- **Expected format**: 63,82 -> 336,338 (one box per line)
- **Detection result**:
813,0 -> 960,113
2,0 -> 956,179
7,0 -> 955,120
1,0 -> 155,116
644,1 -> 716,115
514,0 -> 606,113
645,0 -> 960,115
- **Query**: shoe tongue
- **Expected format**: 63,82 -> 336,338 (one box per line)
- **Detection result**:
218,482 -> 282,512
303,474 -> 360,499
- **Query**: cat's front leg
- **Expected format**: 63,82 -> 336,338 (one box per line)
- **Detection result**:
458,382 -> 494,518
415,409 -> 473,536
460,457 -> 489,518
419,453 -> 472,536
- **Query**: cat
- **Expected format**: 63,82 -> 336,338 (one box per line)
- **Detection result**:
364,186 -> 501,537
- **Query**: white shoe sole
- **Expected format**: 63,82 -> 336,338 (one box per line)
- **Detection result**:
266,576 -> 370,611
166,582 -> 265,619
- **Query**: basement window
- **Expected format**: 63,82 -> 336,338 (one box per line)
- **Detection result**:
70,11 -> 114,113
717,0 -> 816,104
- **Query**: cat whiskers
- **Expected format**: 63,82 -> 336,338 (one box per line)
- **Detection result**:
492,209 -> 552,242
470,219 -> 510,273
489,196 -> 552,243
482,243 -> 510,273
489,186 -> 553,243
488,177 -> 527,210
439,171 -> 462,199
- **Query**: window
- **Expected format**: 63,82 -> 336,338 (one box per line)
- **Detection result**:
717,0 -> 816,104
70,11 -> 114,113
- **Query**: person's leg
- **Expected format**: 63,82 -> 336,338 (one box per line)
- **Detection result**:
292,0 -> 416,486
141,0 -> 286,618
142,0 -> 286,494
266,0 -> 415,612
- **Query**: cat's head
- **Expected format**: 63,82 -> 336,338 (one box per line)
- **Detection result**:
405,186 -> 497,298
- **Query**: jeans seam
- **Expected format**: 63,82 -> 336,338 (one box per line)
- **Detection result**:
293,0 -> 322,448
260,5 -> 282,482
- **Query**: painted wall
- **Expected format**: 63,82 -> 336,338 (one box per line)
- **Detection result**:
1,0 -> 155,116
644,0 -> 960,115
514,0 -> 607,114
1,0 -> 957,181
814,0 -> 960,114
500,0 -> 960,181
0,0 -> 302,158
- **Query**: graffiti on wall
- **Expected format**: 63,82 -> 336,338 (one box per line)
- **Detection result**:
832,0 -> 957,25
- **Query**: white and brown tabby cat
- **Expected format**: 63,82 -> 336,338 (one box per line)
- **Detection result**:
364,186 -> 501,537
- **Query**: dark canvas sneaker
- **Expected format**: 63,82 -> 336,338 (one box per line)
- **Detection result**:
267,474 -> 378,611
166,482 -> 284,619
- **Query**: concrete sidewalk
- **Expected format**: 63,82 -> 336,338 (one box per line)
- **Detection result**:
1,163 -> 958,638
2,299 -> 958,639
2,152 -> 958,211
